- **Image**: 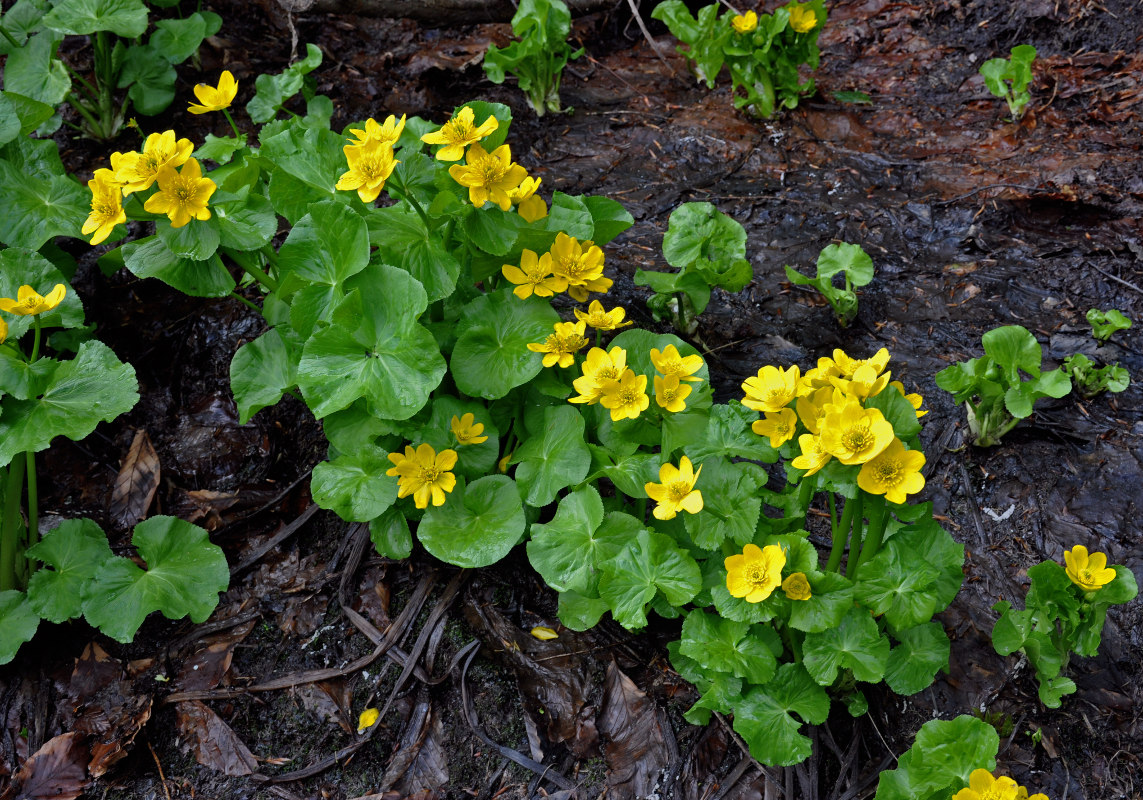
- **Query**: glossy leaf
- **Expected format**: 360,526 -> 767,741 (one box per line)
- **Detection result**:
25,518 -> 114,623
121,236 -> 235,297
418,475 -> 525,568
511,405 -> 590,507
802,604 -> 890,685
311,447 -> 398,522
732,663 -> 830,767
0,591 -> 40,665
885,621 -> 950,695
598,529 -> 701,630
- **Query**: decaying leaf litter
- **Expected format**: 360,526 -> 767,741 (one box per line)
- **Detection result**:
2,0 -> 1141,798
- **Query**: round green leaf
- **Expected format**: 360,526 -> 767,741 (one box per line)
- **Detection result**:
121,236 -> 235,297
25,518 -> 114,623
311,447 -> 398,522
885,621 -> 950,695
732,663 -> 830,766
278,200 -> 370,290
370,508 -> 412,560
0,591 -> 40,665
526,486 -> 607,594
802,604 -> 890,685
417,475 -> 525,568
512,405 -> 590,507
43,0 -> 148,37
0,160 -> 87,250
158,216 -> 220,261
0,248 -> 85,340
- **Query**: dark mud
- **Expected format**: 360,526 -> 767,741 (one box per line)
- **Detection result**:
3,0 -> 1142,798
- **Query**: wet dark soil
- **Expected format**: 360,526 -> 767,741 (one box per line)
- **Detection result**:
3,0 -> 1142,798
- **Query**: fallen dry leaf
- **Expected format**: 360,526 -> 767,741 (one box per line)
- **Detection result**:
68,644 -> 153,778
597,661 -> 672,800
109,429 -> 160,529
175,700 -> 259,776
0,733 -> 88,800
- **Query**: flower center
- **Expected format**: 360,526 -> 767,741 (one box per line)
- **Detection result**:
616,385 -> 641,406
595,365 -> 619,382
419,465 -> 442,485
744,563 -> 769,588
661,386 -> 680,402
358,158 -> 386,181
449,120 -> 473,142
557,254 -> 589,281
475,155 -> 507,185
874,459 -> 902,486
667,480 -> 692,503
841,423 -> 873,454
174,183 -> 195,203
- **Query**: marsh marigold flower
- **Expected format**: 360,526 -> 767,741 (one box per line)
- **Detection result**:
336,139 -> 399,203
654,374 -> 692,413
791,433 -> 831,476
348,114 -> 407,148
574,300 -> 632,331
742,364 -> 802,413
82,168 -> 126,245
114,130 -> 193,195
0,284 -> 66,316
782,572 -> 812,601
600,368 -> 649,421
725,543 -> 786,603
143,158 -> 216,228
502,249 -> 567,299
1063,545 -> 1117,592
645,456 -> 703,520
833,347 -> 889,378
651,345 -> 704,383
856,438 -> 925,504
386,443 -> 457,509
510,176 -> 548,223
421,106 -> 499,161
187,70 -> 238,114
796,385 -> 845,435
528,320 -> 588,368
569,346 -> 626,404
832,361 -> 891,401
731,10 -> 758,34
448,143 -> 529,211
549,233 -> 611,302
752,407 -> 799,447
787,4 -> 818,33
450,413 -> 488,445
953,770 -> 1048,800
819,400 -> 894,465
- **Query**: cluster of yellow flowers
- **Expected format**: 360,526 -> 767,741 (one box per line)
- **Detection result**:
1063,545 -> 1117,592
743,348 -> 927,504
335,113 -> 405,203
384,415 -> 488,510
564,343 -> 704,422
503,232 -> 613,302
954,770 -> 1048,800
730,3 -> 818,35
0,284 -> 68,344
725,543 -> 812,603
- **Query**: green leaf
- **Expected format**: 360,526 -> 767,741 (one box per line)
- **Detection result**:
598,529 -> 701,630
885,621 -> 950,695
260,120 -> 350,224
0,591 -> 40,665
882,514 -> 965,615
679,609 -> 777,685
418,475 -> 525,568
511,405 -> 590,507
0,350 -> 57,399
982,325 -> 1043,384
278,200 -> 370,294
596,452 -> 661,498
2,30 -> 69,107
874,715 -> 999,800
732,663 -> 830,766
311,447 -> 398,522
546,192 -> 594,240
118,42 -> 177,115
662,201 -> 746,271
583,195 -> 633,245
0,341 -> 139,465
787,571 -> 855,633
462,205 -> 521,256
150,13 -> 208,64
0,159 -> 87,250
370,507 -> 412,560
526,488 -> 618,594
450,289 -> 560,399
121,236 -> 235,297
683,456 -> 762,549
816,242 -> 874,285
1095,564 -> 1139,606
246,43 -> 323,123
557,589 -> 609,631
990,601 -> 1031,656
158,216 -> 220,261
25,518 -> 114,623
0,249 -> 84,339
215,192 -> 276,250
82,516 -> 229,643
854,548 -> 940,631
42,0 -> 147,36
833,90 -> 872,104
0,0 -> 49,56
802,604 -> 890,684
1,91 -> 55,138
369,206 -> 461,302
194,133 -> 248,165
685,401 -> 778,462
322,399 -> 400,454
865,386 -> 922,442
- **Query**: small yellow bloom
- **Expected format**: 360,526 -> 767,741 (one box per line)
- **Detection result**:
782,572 -> 812,601
654,373 -> 692,413
386,443 -> 458,509
952,770 -> 1027,800
795,385 -> 845,435
800,356 -> 842,391
448,143 -> 529,211
731,10 -> 758,34
357,707 -> 380,734
450,413 -> 488,445
498,451 -> 514,473
114,130 -> 194,195
187,70 -> 238,114
0,284 -> 67,316
530,626 -> 559,641
569,346 -> 626,405
645,456 -> 703,520
725,543 -> 786,603
574,300 -> 632,331
890,380 -> 927,418
143,158 -> 217,228
819,400 -> 894,465
831,361 -> 891,401
752,407 -> 799,447
421,106 -> 499,161
651,344 -> 704,383
791,433 -> 831,476
832,347 -> 890,379
742,364 -> 802,413
787,4 -> 818,33
348,114 -> 407,148
336,139 -> 399,203
1063,545 -> 1117,592
502,249 -> 568,299
549,233 -> 611,302
857,438 -> 926,504
509,176 -> 548,223
527,320 -> 589,368
82,168 -> 126,245
599,368 -> 649,421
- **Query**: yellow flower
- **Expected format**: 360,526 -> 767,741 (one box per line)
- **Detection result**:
787,4 -> 818,33
502,249 -> 567,299
82,168 -> 126,245
348,114 -> 407,148
0,284 -> 66,316
833,347 -> 889,378
510,176 -> 548,223
549,233 -> 611,302
386,443 -> 458,509
800,356 -> 842,391
574,300 -> 632,331
114,130 -> 194,195
953,770 -> 1025,800
645,456 -> 703,520
651,344 -> 704,383
782,572 -> 812,601
569,346 -> 626,405
752,407 -> 798,447
795,385 -> 845,435
527,320 -> 589,368
1063,545 -> 1117,592
498,451 -> 514,473
831,361 -> 891,402
187,70 -> 238,114
599,368 -> 649,421
143,158 -> 217,228
450,413 -> 488,445
742,364 -> 802,413
421,106 -> 499,161
654,374 -> 692,413
791,433 -> 831,476
725,543 -> 786,603
890,380 -> 927,418
448,143 -> 529,211
819,400 -> 894,465
356,707 -> 380,734
336,139 -> 399,203
731,10 -> 758,34
857,438 -> 926,504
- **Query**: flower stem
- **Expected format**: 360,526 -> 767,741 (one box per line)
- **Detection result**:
843,492 -> 865,578
30,318 -> 42,362
230,291 -> 262,314
0,23 -> 21,49
826,492 -> 858,573
0,457 -> 27,592
389,179 -> 432,230
24,450 -> 37,556
222,107 -> 243,140
853,493 -> 888,576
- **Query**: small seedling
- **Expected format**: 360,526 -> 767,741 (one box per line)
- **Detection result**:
784,242 -> 874,327
1086,308 -> 1131,344
979,44 -> 1036,120
483,0 -> 583,116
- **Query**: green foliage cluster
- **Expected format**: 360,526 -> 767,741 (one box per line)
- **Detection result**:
979,44 -> 1036,120
483,0 -> 584,116
1063,308 -> 1132,399
785,242 -> 874,327
874,716 -> 999,800
1086,307 -> 1131,344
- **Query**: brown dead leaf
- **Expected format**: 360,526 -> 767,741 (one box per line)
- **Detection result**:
295,680 -> 353,734
68,643 -> 154,778
109,429 -> 160,529
175,700 -> 259,776
0,733 -> 88,800
597,661 -> 672,800
173,621 -> 255,692
384,697 -> 449,797
169,488 -> 241,530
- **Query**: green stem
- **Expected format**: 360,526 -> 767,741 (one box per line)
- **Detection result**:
826,492 -> 857,573
638,497 -> 648,524
595,328 -> 602,349
65,92 -> 105,135
60,61 -> 101,101
231,250 -> 279,292
0,24 -> 21,49
284,388 -> 304,403
853,493 -> 888,576
230,292 -> 262,314
29,318 -> 42,362
389,180 -> 432,229
827,491 -> 838,539
222,107 -> 243,140
843,492 -> 865,578
24,450 -> 37,557
0,457 -> 27,592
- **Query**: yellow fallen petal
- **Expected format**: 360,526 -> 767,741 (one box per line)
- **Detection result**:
530,626 -> 559,641
357,707 -> 380,734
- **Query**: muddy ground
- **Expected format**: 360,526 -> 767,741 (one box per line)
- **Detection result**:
2,0 -> 1142,798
